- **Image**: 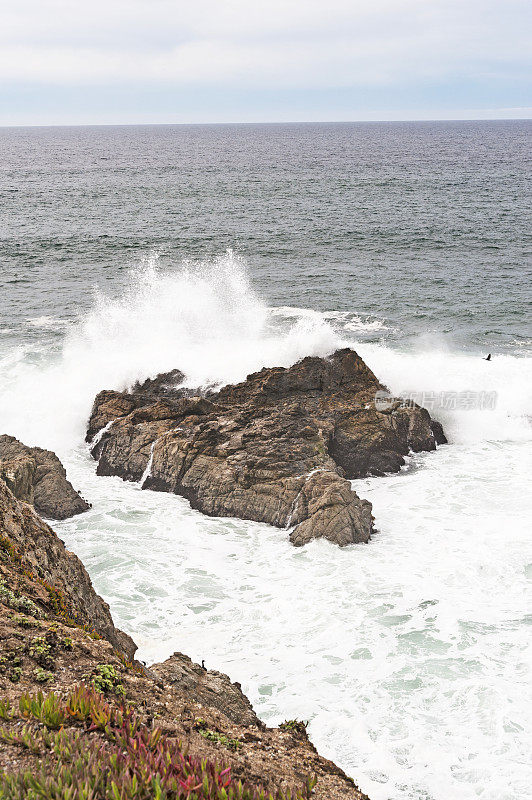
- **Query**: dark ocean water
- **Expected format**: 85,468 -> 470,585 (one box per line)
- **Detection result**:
1,121 -> 531,353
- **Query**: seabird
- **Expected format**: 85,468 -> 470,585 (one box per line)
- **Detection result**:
485,354 -> 491,361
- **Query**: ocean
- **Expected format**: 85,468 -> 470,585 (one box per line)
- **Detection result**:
0,121 -> 531,800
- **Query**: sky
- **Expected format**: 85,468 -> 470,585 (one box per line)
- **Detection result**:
0,0 -> 531,125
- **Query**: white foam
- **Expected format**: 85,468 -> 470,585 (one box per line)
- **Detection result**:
55,436 -> 532,800
271,305 -> 389,332
89,420 -> 114,447
27,315 -> 67,331
139,440 -> 157,488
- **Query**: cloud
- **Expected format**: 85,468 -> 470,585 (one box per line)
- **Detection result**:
0,0 -> 530,123
0,0 -> 530,89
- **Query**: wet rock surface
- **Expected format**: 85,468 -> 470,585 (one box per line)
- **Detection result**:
88,349 -> 446,547
0,434 -> 90,520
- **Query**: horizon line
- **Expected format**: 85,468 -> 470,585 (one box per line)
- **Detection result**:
1,116 -> 531,129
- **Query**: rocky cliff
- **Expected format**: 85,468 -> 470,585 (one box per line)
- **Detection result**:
0,477 -> 133,657
87,348 -> 446,547
0,477 -> 368,799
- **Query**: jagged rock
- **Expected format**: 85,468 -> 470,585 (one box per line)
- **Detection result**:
87,349 -> 446,548
85,370 -> 187,443
430,419 -> 448,445
288,471 -> 373,547
0,455 -> 35,504
150,652 -> 260,727
0,435 -> 90,520
0,477 -> 135,658
131,368 -> 186,400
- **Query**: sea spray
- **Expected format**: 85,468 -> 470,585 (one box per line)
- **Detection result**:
354,342 -> 532,445
2,252 -> 529,460
0,252 -> 340,457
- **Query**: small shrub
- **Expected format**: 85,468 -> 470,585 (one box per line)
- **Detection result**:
0,699 -> 12,720
0,650 -> 23,684
14,615 -> 34,628
8,667 -> 21,683
29,636 -> 54,669
115,650 -> 144,675
0,724 -> 44,755
33,668 -> 54,683
0,652 -> 22,668
19,691 -> 66,729
90,664 -> 125,697
200,728 -> 240,751
0,536 -> 22,565
280,719 -> 309,736
0,579 -> 40,618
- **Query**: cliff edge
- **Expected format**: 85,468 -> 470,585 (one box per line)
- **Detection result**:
0,476 -> 368,799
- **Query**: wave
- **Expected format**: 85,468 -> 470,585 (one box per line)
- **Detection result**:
0,252 -> 340,456
355,343 -> 532,446
0,250 -> 530,459
270,306 -> 389,333
26,316 -> 68,332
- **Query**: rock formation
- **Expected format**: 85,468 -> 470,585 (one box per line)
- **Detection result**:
0,434 -> 90,520
149,652 -> 260,727
87,348 -> 446,547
